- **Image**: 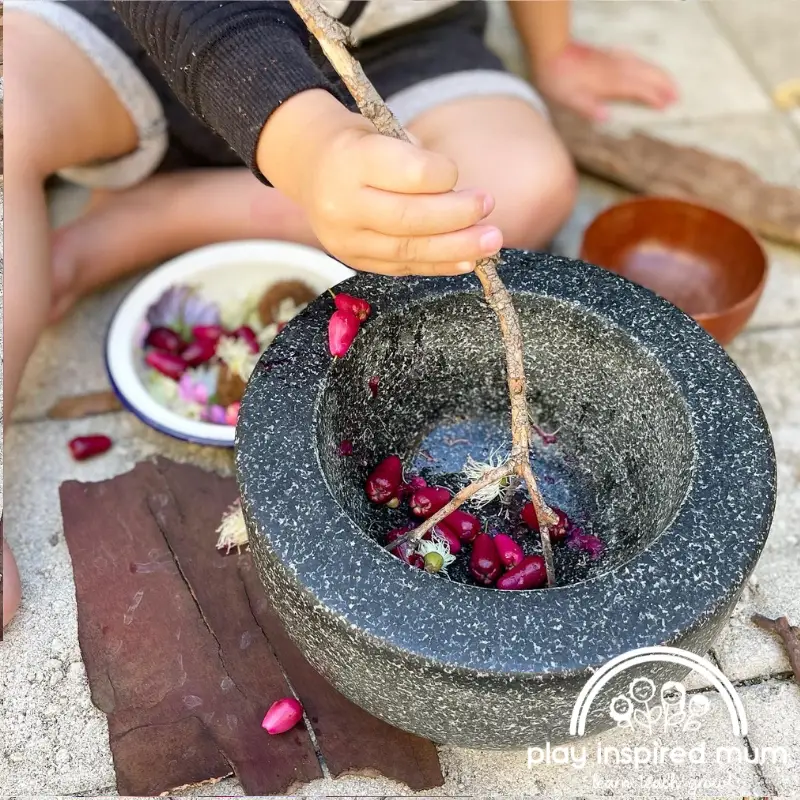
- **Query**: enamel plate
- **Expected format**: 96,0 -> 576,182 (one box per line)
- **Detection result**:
105,240 -> 354,447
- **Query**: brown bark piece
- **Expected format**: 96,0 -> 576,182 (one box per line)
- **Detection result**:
60,461 -> 323,796
237,561 -> 445,791
155,458 -> 443,791
61,458 -> 443,795
47,390 -> 123,419
551,106 -> 800,248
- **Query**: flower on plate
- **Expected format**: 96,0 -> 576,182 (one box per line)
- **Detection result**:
204,404 -> 228,424
146,285 -> 220,336
225,402 -> 241,426
178,365 -> 218,405
258,322 -> 280,348
146,370 -> 180,406
216,335 -> 259,381
220,288 -> 263,333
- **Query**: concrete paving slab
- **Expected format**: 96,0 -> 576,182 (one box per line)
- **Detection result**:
440,687 -> 765,797
485,0 -> 526,78
739,680 -> 800,794
749,243 -> 800,332
713,424 -> 800,682
0,413 -> 233,795
707,0 -> 800,97
552,176 -> 632,260
572,1 -> 771,129
791,109 -> 800,137
188,688 -> 772,797
728,328 -> 800,431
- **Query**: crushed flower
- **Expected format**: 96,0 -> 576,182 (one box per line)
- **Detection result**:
216,498 -> 249,553
566,527 -> 605,560
216,335 -> 259,381
141,281 -> 312,425
462,450 -> 514,506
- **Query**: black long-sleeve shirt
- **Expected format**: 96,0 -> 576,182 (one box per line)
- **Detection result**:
107,1 -> 486,178
111,1 -> 351,174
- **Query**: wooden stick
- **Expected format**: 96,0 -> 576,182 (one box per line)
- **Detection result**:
752,614 -> 800,684
386,464 -> 513,552
291,0 -> 557,585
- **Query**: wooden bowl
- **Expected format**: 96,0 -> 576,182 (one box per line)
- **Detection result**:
580,197 -> 767,344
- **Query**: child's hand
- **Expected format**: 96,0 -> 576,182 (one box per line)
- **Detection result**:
257,90 -> 501,276
534,42 -> 679,122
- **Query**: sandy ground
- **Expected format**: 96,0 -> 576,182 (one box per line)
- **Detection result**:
2,1 -> 800,795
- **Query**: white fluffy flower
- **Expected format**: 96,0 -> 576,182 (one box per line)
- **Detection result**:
462,449 -> 514,506
216,498 -> 249,553
216,335 -> 259,380
220,288 -> 263,332
417,531 -> 457,574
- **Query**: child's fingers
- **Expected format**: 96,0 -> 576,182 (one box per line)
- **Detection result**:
568,90 -> 609,122
605,70 -> 670,108
609,52 -> 679,106
359,188 -> 494,237
350,225 -> 503,265
357,135 -> 459,194
347,258 -> 476,277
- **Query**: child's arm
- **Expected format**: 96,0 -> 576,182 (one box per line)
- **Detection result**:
112,1 -> 351,176
113,1 -> 502,276
508,0 -> 678,122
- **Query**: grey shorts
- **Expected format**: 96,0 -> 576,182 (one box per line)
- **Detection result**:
7,0 -> 549,189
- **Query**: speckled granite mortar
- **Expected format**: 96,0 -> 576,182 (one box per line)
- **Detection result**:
236,251 -> 776,748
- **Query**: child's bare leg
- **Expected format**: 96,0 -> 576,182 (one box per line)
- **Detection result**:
408,96 -> 577,249
3,10 -> 140,418
51,169 -> 315,319
2,9 -> 143,625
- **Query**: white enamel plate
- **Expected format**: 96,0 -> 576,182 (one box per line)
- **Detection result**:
105,240 -> 354,447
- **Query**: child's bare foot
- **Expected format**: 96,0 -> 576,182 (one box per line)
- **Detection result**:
48,189 -> 114,323
49,225 -> 83,323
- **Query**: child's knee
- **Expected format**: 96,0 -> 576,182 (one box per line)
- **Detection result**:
499,153 -> 578,250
